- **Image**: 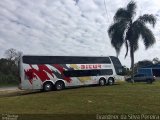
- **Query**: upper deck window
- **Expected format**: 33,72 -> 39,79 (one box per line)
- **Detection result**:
23,56 -> 111,64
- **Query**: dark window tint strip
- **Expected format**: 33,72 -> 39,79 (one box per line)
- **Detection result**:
63,69 -> 113,77
23,56 -> 111,64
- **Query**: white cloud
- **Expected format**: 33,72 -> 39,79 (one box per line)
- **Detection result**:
0,0 -> 160,67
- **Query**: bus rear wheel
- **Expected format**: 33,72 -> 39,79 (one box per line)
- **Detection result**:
55,81 -> 65,90
43,82 -> 53,92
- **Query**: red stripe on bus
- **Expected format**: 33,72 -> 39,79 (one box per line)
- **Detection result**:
24,65 -> 54,84
53,64 -> 72,83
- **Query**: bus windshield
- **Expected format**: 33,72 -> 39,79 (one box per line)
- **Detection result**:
109,56 -> 122,75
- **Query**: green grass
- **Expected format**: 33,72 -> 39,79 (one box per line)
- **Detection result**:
0,81 -> 160,119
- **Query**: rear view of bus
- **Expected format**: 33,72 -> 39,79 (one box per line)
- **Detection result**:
19,54 -> 122,91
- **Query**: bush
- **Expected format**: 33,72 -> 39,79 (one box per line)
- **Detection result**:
0,73 -> 18,85
0,58 -> 19,86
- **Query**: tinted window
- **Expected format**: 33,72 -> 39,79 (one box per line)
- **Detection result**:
134,74 -> 144,77
153,69 -> 160,77
134,75 -> 138,77
138,68 -> 152,75
23,56 -> 111,64
63,69 -> 113,77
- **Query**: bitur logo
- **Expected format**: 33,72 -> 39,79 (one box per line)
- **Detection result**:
80,64 -> 101,69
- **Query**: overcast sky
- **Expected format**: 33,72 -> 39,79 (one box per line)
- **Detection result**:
0,0 -> 160,67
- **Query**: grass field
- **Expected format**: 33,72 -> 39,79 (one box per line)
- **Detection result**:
0,81 -> 160,120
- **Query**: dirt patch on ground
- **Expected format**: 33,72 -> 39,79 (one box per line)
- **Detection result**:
0,88 -> 41,98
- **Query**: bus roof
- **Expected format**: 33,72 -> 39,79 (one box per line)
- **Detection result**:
22,54 -> 115,58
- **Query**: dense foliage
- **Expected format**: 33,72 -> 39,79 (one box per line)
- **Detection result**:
0,58 -> 19,85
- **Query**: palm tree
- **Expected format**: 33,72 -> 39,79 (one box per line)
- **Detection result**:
108,1 -> 156,81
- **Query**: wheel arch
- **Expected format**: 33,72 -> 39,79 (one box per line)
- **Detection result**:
42,80 -> 55,87
55,79 -> 66,86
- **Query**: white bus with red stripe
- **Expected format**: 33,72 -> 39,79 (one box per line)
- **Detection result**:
18,55 -> 122,91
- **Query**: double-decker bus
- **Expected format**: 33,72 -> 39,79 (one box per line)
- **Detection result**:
18,55 -> 122,91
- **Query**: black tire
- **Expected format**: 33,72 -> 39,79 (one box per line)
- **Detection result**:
108,78 -> 114,85
99,78 -> 106,86
55,81 -> 65,90
147,79 -> 152,84
43,82 -> 53,92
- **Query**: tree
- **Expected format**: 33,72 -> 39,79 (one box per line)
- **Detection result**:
152,57 -> 160,64
108,1 -> 156,81
0,58 -> 19,84
121,65 -> 131,76
4,48 -> 17,60
134,60 -> 153,73
4,48 -> 21,65
14,51 -> 21,65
